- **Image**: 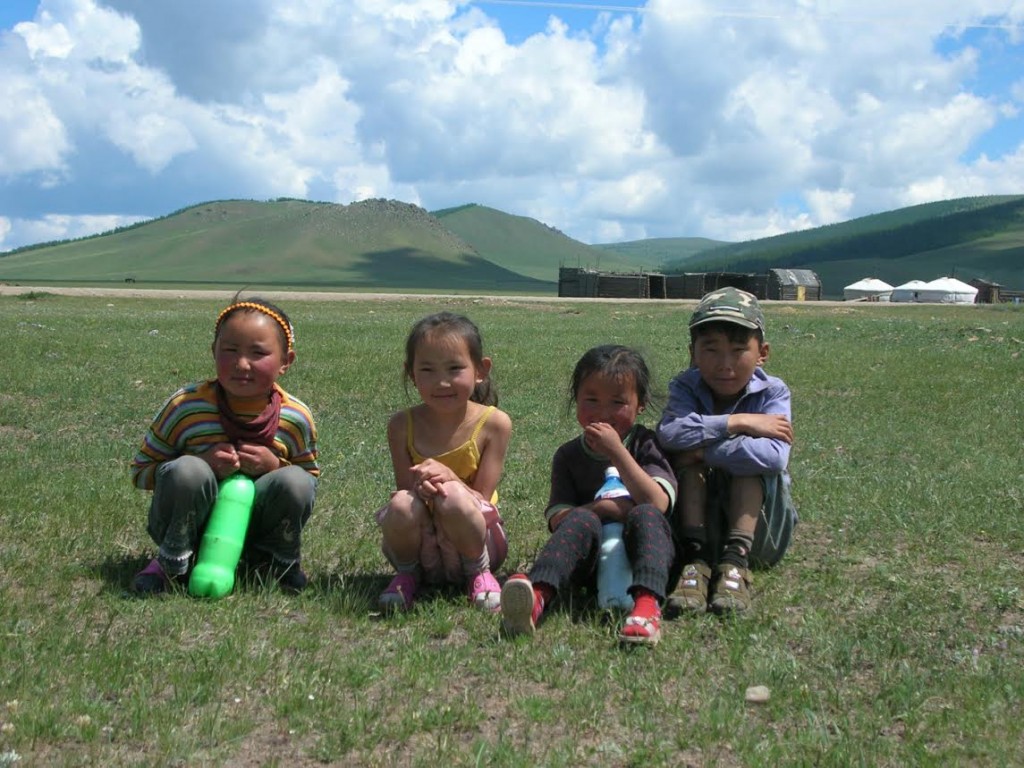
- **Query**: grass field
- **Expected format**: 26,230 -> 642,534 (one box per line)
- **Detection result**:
1,292 -> 1022,767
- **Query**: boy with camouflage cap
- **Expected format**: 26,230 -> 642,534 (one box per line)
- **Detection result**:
656,287 -> 797,614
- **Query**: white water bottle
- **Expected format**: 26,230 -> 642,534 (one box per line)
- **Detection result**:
595,467 -> 634,610
595,466 -> 630,501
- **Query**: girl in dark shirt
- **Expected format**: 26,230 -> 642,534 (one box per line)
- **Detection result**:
500,345 -> 677,646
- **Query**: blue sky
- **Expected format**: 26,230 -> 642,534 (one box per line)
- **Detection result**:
1,0 -> 1023,251
0,1 -> 34,31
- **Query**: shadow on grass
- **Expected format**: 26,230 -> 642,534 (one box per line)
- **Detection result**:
90,553 -> 153,596
88,553 -> 393,607
90,555 -> 635,634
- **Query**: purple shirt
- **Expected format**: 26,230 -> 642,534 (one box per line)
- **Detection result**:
656,366 -> 792,477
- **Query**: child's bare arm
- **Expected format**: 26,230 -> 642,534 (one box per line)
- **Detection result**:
587,423 -> 671,513
470,408 -> 512,502
727,413 -> 793,443
386,413 -> 416,491
585,496 -> 634,523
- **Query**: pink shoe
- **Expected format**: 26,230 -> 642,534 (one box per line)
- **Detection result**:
468,570 -> 501,612
133,558 -> 171,595
379,572 -> 418,613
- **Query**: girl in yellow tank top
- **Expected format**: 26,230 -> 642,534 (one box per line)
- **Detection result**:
376,312 -> 512,614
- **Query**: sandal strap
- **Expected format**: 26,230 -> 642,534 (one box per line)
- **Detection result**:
619,612 -> 662,645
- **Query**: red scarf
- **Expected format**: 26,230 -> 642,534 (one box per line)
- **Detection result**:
216,382 -> 282,448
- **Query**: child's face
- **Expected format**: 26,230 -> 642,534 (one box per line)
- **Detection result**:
690,328 -> 768,404
575,371 -> 642,440
214,311 -> 294,399
410,333 -> 490,414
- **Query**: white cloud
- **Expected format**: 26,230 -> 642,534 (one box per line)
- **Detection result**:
0,213 -> 149,252
14,15 -> 74,59
903,144 -> 1024,203
0,0 -> 1022,251
104,111 -> 197,173
0,76 -> 71,176
806,189 -> 855,225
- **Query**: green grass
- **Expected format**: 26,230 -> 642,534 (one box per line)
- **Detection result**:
1,294 -> 1023,766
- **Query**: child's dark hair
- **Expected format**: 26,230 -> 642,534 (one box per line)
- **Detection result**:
690,321 -> 763,346
404,312 -> 497,406
569,344 -> 653,410
214,291 -> 295,354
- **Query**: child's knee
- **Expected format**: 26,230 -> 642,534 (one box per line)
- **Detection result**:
431,482 -> 480,521
155,454 -> 215,492
625,503 -> 671,537
270,465 -> 317,505
381,490 -> 426,528
730,475 -> 764,510
563,507 -> 603,536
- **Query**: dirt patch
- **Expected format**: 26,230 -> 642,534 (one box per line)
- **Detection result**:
0,284 -> 862,307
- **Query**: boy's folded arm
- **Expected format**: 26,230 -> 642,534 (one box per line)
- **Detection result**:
727,412 -> 794,443
657,411 -> 731,450
703,434 -> 791,475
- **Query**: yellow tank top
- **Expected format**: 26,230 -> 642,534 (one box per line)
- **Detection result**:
407,405 -> 499,504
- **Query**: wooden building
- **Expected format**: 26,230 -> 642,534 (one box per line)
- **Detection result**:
560,266 -> 821,301
558,268 -> 654,299
970,278 -> 1024,304
765,268 -> 823,301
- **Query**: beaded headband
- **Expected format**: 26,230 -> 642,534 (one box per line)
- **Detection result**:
215,301 -> 294,351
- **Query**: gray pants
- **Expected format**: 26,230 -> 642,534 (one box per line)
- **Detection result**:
147,455 -> 317,575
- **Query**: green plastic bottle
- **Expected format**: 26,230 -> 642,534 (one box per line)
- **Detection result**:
188,473 -> 256,599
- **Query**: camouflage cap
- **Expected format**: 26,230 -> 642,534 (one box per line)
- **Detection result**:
689,287 -> 765,333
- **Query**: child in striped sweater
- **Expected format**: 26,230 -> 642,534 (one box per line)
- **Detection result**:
130,294 -> 319,595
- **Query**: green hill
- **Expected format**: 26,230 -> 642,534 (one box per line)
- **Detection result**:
670,195 -> 1024,295
3,194 -> 1023,297
594,236 -> 727,265
0,199 -> 552,292
432,203 -> 654,279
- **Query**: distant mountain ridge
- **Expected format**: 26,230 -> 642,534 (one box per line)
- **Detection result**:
433,203 -> 625,281
1,194 -> 1022,295
661,195 -> 1024,292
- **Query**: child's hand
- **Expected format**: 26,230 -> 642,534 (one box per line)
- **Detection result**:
204,442 -> 241,480
583,422 -> 624,458
410,459 -> 458,501
237,442 -> 281,477
729,413 -> 794,443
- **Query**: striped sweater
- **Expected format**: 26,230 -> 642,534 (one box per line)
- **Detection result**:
131,379 -> 319,491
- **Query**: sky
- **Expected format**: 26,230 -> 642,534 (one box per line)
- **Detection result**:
1,0 -> 1023,252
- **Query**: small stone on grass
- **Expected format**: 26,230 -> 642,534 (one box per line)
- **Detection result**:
745,685 -> 771,703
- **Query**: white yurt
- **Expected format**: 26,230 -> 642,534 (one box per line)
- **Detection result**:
890,279 -> 928,303
843,277 -> 894,301
916,277 -> 978,304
